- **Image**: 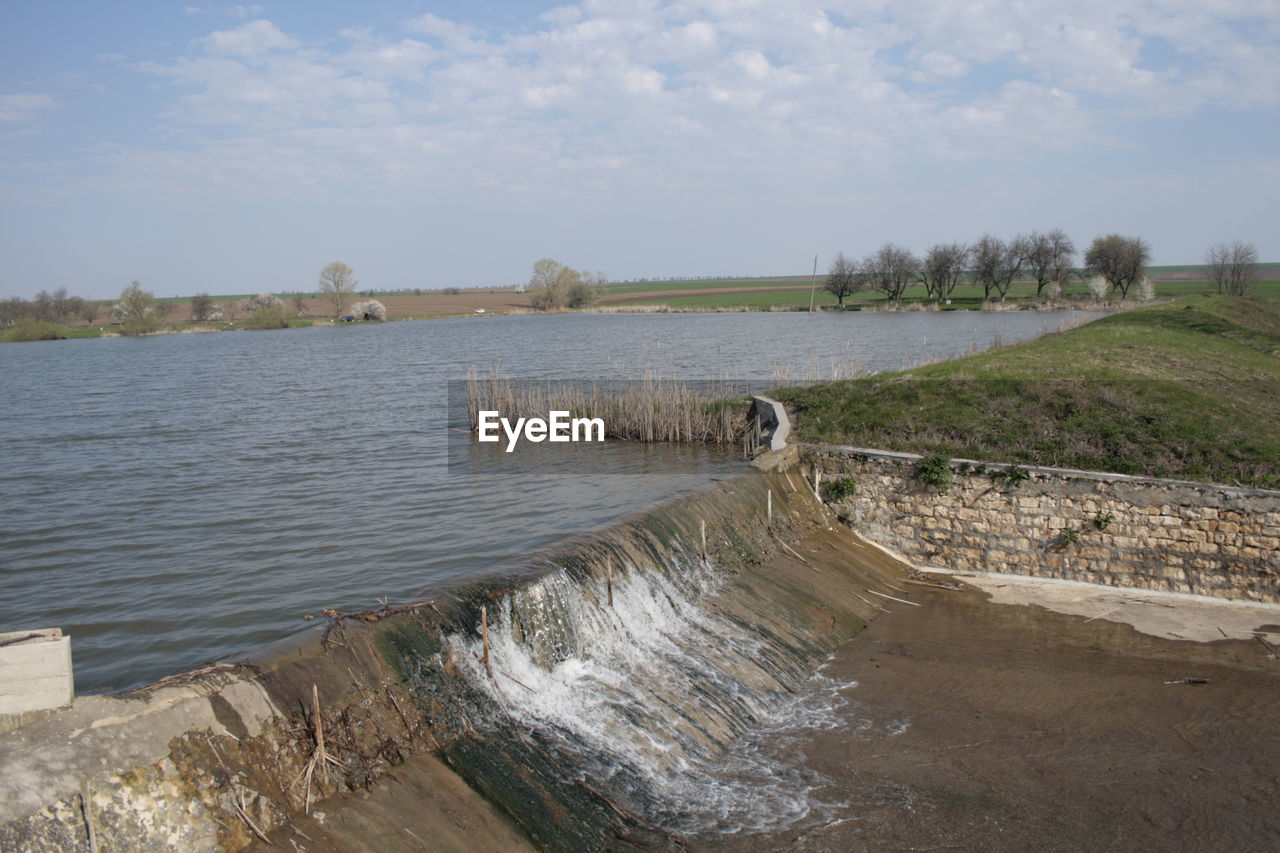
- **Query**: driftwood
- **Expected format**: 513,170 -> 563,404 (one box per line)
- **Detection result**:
1163,677 -> 1210,685
578,781 -> 688,849
867,589 -> 921,607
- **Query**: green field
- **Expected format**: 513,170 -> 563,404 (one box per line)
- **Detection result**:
618,279 -> 1280,310
772,294 -> 1280,489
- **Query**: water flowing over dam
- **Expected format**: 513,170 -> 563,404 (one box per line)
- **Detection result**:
0,467 -> 909,851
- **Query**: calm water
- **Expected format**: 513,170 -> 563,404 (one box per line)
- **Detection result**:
0,310 -> 1097,691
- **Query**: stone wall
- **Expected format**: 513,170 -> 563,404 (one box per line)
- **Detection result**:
804,445 -> 1280,603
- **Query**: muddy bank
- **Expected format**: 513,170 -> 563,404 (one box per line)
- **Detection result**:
705,580 -> 1280,853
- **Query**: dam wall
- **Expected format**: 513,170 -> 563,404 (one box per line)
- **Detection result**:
804,445 -> 1280,603
0,467 -> 908,852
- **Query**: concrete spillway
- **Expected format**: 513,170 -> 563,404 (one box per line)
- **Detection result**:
0,466 -> 908,851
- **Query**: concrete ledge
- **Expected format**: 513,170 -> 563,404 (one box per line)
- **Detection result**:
0,630 -> 73,731
811,444 -> 1280,499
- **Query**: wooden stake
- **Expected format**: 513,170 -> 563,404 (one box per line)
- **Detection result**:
808,254 -> 818,315
813,469 -> 821,499
481,606 -> 492,678
700,520 -> 707,559
767,489 -> 772,521
311,684 -> 328,784
606,558 -> 614,608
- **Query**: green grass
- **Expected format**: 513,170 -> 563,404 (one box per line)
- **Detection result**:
773,294 -> 1280,489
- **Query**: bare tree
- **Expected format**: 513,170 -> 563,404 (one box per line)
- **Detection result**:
1204,241 -> 1260,296
190,293 -> 215,322
528,258 -> 568,310
1026,229 -> 1076,298
1084,234 -> 1149,299
918,243 -> 969,302
78,300 -> 98,325
0,297 -> 30,328
863,243 -> 918,303
318,261 -> 358,318
973,234 -> 1029,302
825,251 -> 867,307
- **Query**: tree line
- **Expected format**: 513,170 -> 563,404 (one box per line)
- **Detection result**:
825,233 -> 1262,307
526,259 -> 607,310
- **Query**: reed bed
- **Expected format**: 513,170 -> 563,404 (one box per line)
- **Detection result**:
465,370 -> 751,444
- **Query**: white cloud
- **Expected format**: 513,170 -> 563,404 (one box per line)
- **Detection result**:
91,2 -> 1280,207
0,93 -> 58,127
198,20 -> 299,57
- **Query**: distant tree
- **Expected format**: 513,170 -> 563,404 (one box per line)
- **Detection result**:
973,234 -> 1030,302
290,293 -> 308,316
240,293 -> 284,313
77,300 -> 98,325
566,271 -> 606,308
113,281 -> 159,336
318,261 -> 358,318
825,251 -> 867,307
1084,234 -> 1149,300
1026,229 -> 1076,298
1204,241 -> 1260,296
918,243 -> 969,302
32,290 -> 56,322
0,297 -> 30,328
863,243 -> 919,303
528,258 -> 568,310
190,292 -> 216,322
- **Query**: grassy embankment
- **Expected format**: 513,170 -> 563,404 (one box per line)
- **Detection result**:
773,294 -> 1280,489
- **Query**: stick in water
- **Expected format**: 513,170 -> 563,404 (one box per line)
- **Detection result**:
767,489 -> 772,522
606,557 -> 613,608
700,520 -> 707,559
481,606 -> 492,678
867,588 -> 921,607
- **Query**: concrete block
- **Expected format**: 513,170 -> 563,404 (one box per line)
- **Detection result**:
0,629 -> 73,719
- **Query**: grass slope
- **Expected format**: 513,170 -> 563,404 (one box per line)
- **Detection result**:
773,295 -> 1280,488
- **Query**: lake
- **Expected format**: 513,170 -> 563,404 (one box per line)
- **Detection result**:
0,309 -> 1099,691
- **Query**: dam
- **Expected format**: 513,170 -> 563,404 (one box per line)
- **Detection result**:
3,450 -> 1278,851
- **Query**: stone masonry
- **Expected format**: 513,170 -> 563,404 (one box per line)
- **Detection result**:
804,445 -> 1280,603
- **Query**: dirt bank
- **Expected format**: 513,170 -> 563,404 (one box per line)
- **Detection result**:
709,580 -> 1280,852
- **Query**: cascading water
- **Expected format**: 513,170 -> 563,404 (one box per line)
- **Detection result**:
443,552 -> 865,837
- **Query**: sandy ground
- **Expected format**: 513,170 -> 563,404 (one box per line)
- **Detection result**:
709,576 -> 1280,853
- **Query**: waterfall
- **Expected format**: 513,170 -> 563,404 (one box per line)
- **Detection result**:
443,552 -> 860,835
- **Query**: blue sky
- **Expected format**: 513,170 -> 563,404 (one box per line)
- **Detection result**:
2,0 -> 1277,300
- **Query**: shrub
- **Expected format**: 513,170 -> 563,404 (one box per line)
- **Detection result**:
825,476 -> 858,501
349,299 -> 387,321
1093,511 -> 1115,531
913,454 -> 954,490
239,293 -> 284,313
1087,275 -> 1109,300
243,305 -> 292,330
5,319 -> 65,342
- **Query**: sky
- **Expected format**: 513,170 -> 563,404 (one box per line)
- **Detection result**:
1,1 -> 1277,300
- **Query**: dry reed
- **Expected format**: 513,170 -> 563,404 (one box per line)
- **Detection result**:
465,369 -> 750,444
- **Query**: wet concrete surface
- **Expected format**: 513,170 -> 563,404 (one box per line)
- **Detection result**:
707,582 -> 1280,853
